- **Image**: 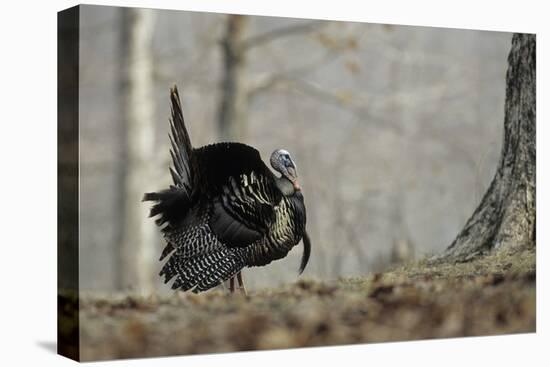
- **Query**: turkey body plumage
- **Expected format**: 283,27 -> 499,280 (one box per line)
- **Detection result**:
144,86 -> 311,293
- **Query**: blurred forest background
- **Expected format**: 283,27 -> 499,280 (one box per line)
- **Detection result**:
78,5 -> 511,294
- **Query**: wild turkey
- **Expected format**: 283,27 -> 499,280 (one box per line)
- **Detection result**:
143,86 -> 311,294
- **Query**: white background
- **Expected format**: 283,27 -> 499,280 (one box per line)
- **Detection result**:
0,0 -> 546,366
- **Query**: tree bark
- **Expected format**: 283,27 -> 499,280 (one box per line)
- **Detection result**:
440,34 -> 536,262
217,15 -> 249,141
119,8 -> 157,293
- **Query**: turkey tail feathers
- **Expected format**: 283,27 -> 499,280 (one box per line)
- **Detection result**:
142,86 -> 195,230
142,188 -> 191,229
169,85 -> 194,192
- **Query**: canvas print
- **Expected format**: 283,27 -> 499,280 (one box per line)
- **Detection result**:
58,5 -> 536,362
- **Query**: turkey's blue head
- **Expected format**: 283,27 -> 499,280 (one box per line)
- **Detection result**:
270,149 -> 301,192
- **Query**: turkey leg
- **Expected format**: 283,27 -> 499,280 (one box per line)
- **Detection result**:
229,276 -> 236,292
236,271 -> 247,295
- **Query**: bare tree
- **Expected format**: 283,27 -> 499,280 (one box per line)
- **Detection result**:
217,16 -> 327,141
440,34 -> 536,262
119,8 -> 157,293
217,15 -> 249,140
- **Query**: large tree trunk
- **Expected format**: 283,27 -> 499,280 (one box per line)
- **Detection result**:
119,8 -> 157,293
441,34 -> 536,262
217,15 -> 249,141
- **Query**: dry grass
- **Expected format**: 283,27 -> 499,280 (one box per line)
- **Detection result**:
75,247 -> 535,361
